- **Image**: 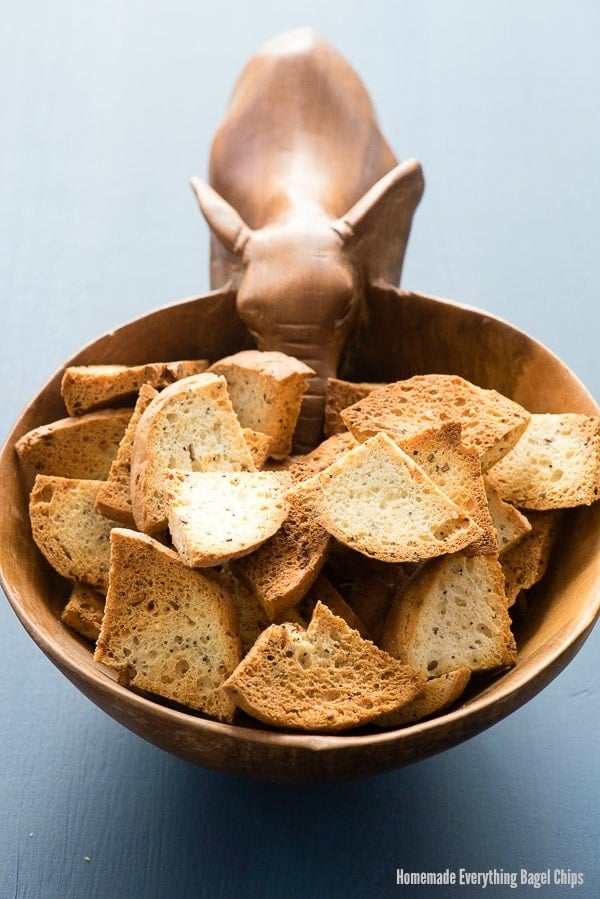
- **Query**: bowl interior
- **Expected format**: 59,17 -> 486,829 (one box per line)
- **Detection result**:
1,283 -> 599,783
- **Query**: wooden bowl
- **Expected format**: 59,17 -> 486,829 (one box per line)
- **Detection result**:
2,283 -> 599,784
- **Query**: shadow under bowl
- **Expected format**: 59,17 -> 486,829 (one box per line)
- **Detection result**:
1,283 -> 599,784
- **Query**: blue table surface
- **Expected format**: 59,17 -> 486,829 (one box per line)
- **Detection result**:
1,2 -> 598,897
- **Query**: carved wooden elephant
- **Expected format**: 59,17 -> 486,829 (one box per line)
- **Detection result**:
191,28 -> 424,451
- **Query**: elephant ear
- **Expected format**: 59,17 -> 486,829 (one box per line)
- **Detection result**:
333,159 -> 425,287
190,178 -> 253,255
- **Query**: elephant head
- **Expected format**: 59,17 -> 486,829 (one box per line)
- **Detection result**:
191,158 -> 424,451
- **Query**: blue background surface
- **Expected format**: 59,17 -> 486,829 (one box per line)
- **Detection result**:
1,2 -> 598,897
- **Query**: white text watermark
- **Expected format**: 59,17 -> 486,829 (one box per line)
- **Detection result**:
395,868 -> 585,890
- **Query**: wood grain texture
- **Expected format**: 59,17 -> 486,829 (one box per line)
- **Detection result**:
1,2 -> 599,897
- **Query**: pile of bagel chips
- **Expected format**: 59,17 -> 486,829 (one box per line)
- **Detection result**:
17,352 -> 600,732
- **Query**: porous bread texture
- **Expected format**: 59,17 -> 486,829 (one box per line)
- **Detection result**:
399,422 -> 498,555
29,476 -> 120,591
61,583 -> 106,642
381,552 -> 517,676
501,510 -> 559,606
165,469 -> 292,567
297,574 -> 370,639
485,413 -> 600,509
324,377 -> 383,437
130,372 -> 255,537
15,408 -> 133,480
213,567 -> 272,656
222,601 -> 426,732
95,384 -> 158,526
94,529 -> 241,721
243,428 -> 273,469
260,456 -> 294,474
208,349 -> 314,458
373,668 -> 471,728
288,431 -> 358,483
60,359 -> 209,416
287,432 -> 482,564
484,482 -> 532,554
231,499 -> 332,619
341,374 -> 531,469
